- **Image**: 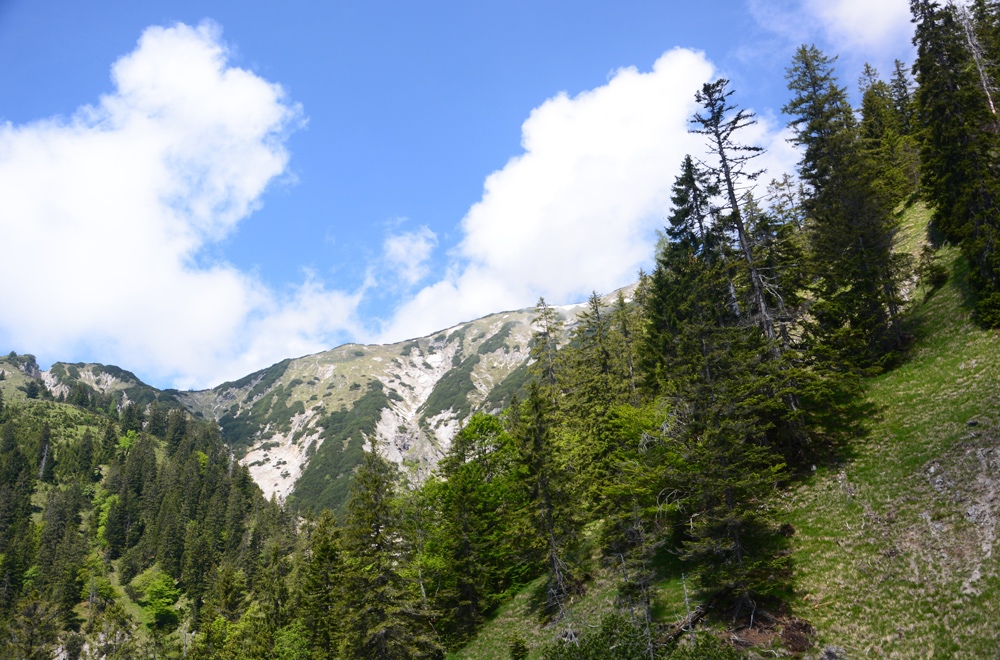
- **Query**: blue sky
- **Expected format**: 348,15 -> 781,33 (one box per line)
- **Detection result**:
0,0 -> 914,389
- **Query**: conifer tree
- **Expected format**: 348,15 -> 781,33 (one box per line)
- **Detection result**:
100,422 -> 118,464
912,0 -> 1000,324
342,438 -> 438,660
431,413 -> 528,645
643,248 -> 790,610
529,297 -> 565,404
164,409 -> 186,456
858,64 -> 914,204
2,591 -> 60,660
88,602 -> 139,660
513,383 -> 579,621
690,80 -> 776,341
665,155 -> 718,251
146,401 -> 167,437
889,59 -> 916,135
783,44 -> 909,365
609,281 -> 648,406
302,510 -> 344,657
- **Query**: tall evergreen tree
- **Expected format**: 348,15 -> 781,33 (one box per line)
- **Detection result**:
783,44 -> 909,366
889,58 -> 916,135
342,438 -> 438,660
690,79 -> 777,341
912,0 -> 1000,325
529,297 -> 565,405
513,383 -> 580,622
1,591 -> 60,660
430,413 -> 530,645
302,510 -> 345,657
858,63 -> 915,204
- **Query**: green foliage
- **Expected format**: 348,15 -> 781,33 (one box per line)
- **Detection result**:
419,354 -> 481,423
540,614 -> 659,660
292,381 -> 392,516
857,63 -> 919,204
341,438 -> 440,659
116,429 -> 138,458
1,591 -> 61,660
911,0 -> 1000,326
477,322 -> 516,355
783,44 -> 910,367
134,566 -> 181,630
509,636 -> 529,660
302,510 -> 345,656
513,383 -> 581,617
273,620 -> 311,660
424,413 -> 536,645
528,299 -> 564,398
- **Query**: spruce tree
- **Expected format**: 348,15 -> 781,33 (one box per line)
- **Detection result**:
640,242 -> 790,610
432,413 -> 528,645
889,59 -> 916,135
529,297 -> 565,404
342,438 -> 438,660
302,510 -> 344,657
858,64 -> 914,205
513,382 -> 580,621
2,591 -> 60,660
912,0 -> 1000,325
690,79 -> 777,341
783,44 -> 909,366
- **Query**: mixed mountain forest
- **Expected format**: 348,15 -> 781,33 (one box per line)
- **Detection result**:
2,3 -> 1000,658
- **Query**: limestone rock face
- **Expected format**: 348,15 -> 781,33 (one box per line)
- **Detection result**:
179,286 -> 635,503
29,286 -> 636,507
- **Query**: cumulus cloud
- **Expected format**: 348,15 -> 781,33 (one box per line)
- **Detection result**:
380,48 -> 797,342
383,226 -> 438,286
748,0 -> 913,60
0,22 -> 361,389
806,0 -> 912,53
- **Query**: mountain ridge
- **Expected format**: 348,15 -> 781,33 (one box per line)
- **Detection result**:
15,285 -> 636,511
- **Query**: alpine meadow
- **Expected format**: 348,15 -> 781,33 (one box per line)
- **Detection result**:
4,2 -> 1000,659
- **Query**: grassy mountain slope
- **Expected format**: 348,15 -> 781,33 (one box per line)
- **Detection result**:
46,361 -> 183,409
7,289 -> 634,516
449,202 -> 1000,658
169,290 -> 630,511
787,238 -> 1000,656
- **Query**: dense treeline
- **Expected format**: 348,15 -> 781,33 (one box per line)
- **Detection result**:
2,2 -> 999,658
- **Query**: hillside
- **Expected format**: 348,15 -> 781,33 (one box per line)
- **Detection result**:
445,203 -> 1000,659
787,234 -> 1000,655
4,290 -> 632,515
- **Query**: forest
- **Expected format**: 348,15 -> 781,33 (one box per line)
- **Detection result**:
1,2 -> 999,658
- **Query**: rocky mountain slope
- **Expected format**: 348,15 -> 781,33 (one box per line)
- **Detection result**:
21,288 -> 632,512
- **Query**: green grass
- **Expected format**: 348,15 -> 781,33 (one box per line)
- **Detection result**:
785,208 -> 1000,657
453,202 -> 1000,658
448,529 -> 693,660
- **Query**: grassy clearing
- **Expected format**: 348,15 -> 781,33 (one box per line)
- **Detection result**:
447,513 -> 710,660
448,558 -> 691,660
786,207 -> 1000,657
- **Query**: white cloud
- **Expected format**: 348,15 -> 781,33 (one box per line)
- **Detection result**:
380,48 -> 797,342
806,0 -> 912,54
747,0 -> 913,61
0,22 -> 362,389
383,226 -> 438,286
